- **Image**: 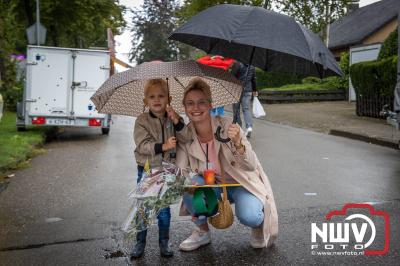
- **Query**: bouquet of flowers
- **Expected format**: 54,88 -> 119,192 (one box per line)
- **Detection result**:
122,162 -> 186,237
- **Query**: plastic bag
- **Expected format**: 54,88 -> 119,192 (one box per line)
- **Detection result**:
252,96 -> 266,118
122,162 -> 185,237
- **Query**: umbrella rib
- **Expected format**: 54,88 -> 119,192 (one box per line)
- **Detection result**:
201,76 -> 239,103
173,76 -> 186,89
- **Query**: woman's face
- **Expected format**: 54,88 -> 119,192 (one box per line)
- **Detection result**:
184,90 -> 212,123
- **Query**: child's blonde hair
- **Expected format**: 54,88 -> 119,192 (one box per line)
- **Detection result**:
144,78 -> 169,97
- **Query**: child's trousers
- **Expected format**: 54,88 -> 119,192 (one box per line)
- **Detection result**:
137,165 -> 171,230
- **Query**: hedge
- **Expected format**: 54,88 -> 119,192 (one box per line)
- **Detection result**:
350,56 -> 397,97
378,29 -> 397,60
256,68 -> 304,88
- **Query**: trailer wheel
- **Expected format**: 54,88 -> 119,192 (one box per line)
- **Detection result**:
17,125 -> 26,132
101,127 -> 110,135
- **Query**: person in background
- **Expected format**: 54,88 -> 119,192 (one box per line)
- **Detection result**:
232,61 -> 258,137
197,55 -> 236,117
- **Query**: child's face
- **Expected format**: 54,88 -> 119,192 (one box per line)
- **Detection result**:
144,85 -> 169,114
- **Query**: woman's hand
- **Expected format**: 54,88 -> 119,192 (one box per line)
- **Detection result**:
166,105 -> 179,125
162,137 -> 176,151
227,124 -> 242,146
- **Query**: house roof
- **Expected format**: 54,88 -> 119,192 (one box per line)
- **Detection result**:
328,0 -> 399,50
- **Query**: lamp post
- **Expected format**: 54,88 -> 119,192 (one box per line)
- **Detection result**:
325,0 -> 331,47
36,0 -> 40,46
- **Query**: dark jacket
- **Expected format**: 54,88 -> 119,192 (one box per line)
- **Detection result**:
233,62 -> 257,93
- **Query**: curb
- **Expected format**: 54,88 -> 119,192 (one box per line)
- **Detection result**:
329,129 -> 400,150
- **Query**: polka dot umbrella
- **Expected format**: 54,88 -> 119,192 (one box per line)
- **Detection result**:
90,60 -> 242,117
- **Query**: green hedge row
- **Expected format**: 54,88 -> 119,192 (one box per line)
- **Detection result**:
256,68 -> 304,88
350,56 -> 397,97
378,29 -> 397,60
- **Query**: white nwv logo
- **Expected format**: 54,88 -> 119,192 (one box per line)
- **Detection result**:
311,214 -> 376,248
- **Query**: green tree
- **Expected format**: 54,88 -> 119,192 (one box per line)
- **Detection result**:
178,0 -> 265,24
14,0 -> 126,49
130,0 -> 181,63
0,0 -> 126,111
0,0 -> 22,110
274,0 -> 352,37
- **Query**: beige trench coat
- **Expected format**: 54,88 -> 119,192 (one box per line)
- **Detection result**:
176,116 -> 278,247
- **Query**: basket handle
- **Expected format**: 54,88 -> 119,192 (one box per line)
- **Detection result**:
218,150 -> 229,202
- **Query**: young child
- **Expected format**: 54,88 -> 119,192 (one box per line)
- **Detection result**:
131,78 -> 189,259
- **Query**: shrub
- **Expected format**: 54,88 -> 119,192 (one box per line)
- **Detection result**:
323,76 -> 343,90
338,51 -> 350,90
378,29 -> 397,60
0,56 -> 22,111
302,76 -> 321,84
350,56 -> 397,97
375,56 -> 397,96
256,68 -> 303,88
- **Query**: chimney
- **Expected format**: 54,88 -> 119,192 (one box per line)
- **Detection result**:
347,1 -> 359,13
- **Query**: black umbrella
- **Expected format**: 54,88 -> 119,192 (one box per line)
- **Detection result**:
170,4 -> 343,142
169,4 -> 343,78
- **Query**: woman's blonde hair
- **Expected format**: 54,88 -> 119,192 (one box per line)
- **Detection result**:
183,77 -> 212,104
144,78 -> 168,97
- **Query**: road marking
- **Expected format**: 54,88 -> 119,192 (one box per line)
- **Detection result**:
45,217 -> 63,223
304,192 -> 317,196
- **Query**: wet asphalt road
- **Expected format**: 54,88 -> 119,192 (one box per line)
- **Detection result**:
0,115 -> 399,265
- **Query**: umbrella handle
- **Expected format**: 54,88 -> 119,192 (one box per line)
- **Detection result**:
214,126 -> 231,143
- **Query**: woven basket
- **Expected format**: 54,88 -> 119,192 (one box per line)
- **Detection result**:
209,186 -> 234,229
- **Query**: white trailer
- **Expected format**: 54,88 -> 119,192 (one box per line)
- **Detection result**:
17,46 -> 111,134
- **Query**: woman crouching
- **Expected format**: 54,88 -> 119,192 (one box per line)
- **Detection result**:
176,78 -> 278,251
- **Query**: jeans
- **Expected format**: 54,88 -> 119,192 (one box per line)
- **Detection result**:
183,183 -> 264,228
137,165 -> 171,230
232,91 -> 253,128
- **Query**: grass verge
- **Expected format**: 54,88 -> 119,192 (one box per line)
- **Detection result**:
263,83 -> 335,91
0,112 -> 50,178
262,76 -> 345,91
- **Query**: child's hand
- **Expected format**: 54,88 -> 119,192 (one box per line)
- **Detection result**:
166,105 -> 179,124
162,137 -> 176,151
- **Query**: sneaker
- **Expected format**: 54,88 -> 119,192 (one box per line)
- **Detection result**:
245,127 -> 253,137
250,226 -> 266,249
179,227 -> 211,251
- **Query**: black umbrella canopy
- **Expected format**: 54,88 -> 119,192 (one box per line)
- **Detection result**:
170,4 -> 343,77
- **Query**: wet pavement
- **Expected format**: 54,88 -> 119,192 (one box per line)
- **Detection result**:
0,115 -> 399,265
262,101 -> 400,149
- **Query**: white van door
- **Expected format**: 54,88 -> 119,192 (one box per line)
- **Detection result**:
27,47 -> 71,116
71,50 -> 110,118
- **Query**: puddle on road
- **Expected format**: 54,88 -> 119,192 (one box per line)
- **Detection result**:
0,181 -> 9,194
103,249 -> 126,259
